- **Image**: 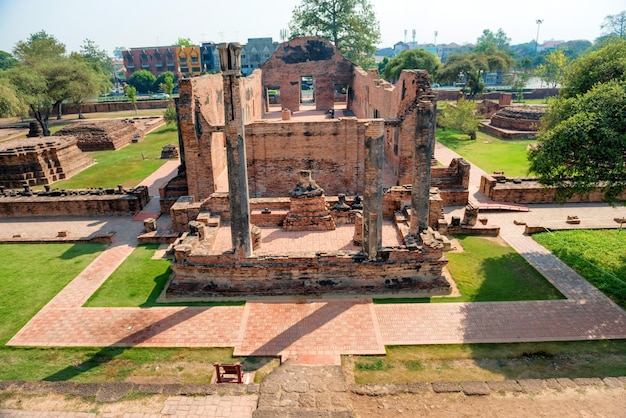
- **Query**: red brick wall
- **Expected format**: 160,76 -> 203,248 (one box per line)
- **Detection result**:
177,71 -> 263,201
260,37 -> 354,112
246,118 -> 367,197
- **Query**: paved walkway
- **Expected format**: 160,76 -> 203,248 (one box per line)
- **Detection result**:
3,145 -> 626,416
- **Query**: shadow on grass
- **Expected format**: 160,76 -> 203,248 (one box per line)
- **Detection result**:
59,242 -> 107,260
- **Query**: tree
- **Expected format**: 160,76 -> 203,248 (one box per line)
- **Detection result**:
0,78 -> 27,118
536,49 -> 568,88
80,39 -> 114,79
559,37 -> 626,98
155,71 -> 176,95
5,66 -> 54,135
163,104 -> 177,126
601,10 -> 626,38
0,51 -> 17,70
113,47 -> 125,60
438,50 -> 514,99
66,54 -> 110,119
12,30 -> 66,64
125,85 -> 138,114
176,37 -> 193,47
474,29 -> 511,53
381,49 -> 440,83
558,40 -> 592,59
528,39 -> 626,202
509,58 -> 532,102
288,0 -> 381,69
127,69 -> 156,94
438,98 -> 479,140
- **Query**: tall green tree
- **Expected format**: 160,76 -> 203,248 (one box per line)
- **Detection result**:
528,39 -> 626,202
67,53 -> 111,118
175,37 -> 193,47
12,30 -> 66,64
80,39 -> 114,80
438,50 -> 514,99
288,0 -> 381,69
155,71 -> 176,95
559,37 -> 626,98
474,29 -> 511,53
601,10 -> 626,38
536,49 -> 568,88
5,66 -> 54,135
0,77 -> 27,118
0,51 -> 17,70
381,49 -> 440,83
124,85 -> 138,114
127,69 -> 156,94
438,98 -> 479,140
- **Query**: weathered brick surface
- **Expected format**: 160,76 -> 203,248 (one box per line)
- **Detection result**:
0,136 -> 93,188
0,186 -> 150,217
480,174 -> 626,204
260,37 -> 353,112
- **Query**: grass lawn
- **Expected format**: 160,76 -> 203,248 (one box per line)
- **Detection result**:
351,340 -> 626,384
532,229 -> 626,309
84,244 -> 244,307
49,124 -> 177,189
0,243 -> 266,383
0,243 -> 105,345
376,235 -> 564,303
437,128 -> 535,177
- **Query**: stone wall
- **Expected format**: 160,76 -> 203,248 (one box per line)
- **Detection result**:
431,157 -> 470,205
61,100 -> 170,115
479,174 -> 626,204
260,37 -> 354,112
0,136 -> 94,188
0,185 -> 150,217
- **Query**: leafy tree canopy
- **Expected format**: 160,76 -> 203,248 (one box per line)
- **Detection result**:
80,39 -> 114,77
438,98 -> 479,140
474,29 -> 511,53
12,30 -> 66,64
601,10 -> 626,39
0,51 -> 17,70
558,40 -> 592,59
559,37 -> 626,98
288,0 -> 381,69
113,47 -> 125,60
127,69 -> 157,94
529,79 -> 626,202
529,39 -> 626,202
176,37 -> 193,47
0,77 -> 27,118
438,50 -> 514,99
536,49 -> 568,88
381,49 -> 440,83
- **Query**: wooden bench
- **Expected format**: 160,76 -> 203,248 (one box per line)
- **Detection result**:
213,362 -> 244,384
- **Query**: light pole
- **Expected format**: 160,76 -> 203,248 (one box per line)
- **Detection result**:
535,19 -> 544,54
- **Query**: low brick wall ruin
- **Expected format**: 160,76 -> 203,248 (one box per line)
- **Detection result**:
168,234 -> 450,298
0,185 -> 150,217
0,136 -> 94,189
479,174 -> 626,204
55,117 -> 163,151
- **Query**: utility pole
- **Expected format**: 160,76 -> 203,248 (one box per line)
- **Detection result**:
535,19 -> 544,54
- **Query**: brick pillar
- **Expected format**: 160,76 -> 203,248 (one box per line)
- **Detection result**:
362,120 -> 384,260
219,43 -> 253,257
410,101 -> 435,234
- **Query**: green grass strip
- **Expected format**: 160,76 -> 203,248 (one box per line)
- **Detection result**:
84,244 -> 244,307
533,229 -> 626,309
437,128 -> 535,177
0,243 -> 105,344
376,235 -> 564,303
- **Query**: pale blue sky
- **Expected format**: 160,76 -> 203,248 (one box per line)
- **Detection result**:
0,0 -> 623,56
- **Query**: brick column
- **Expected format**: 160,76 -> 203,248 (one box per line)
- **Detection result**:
219,43 -> 253,257
410,101 -> 435,234
362,120 -> 384,260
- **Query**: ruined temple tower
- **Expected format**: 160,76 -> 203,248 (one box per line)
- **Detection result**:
218,43 -> 253,257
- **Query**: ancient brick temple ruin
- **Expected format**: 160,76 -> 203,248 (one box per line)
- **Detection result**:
162,37 -> 466,298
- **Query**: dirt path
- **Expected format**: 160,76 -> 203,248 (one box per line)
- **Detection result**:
349,386 -> 626,417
